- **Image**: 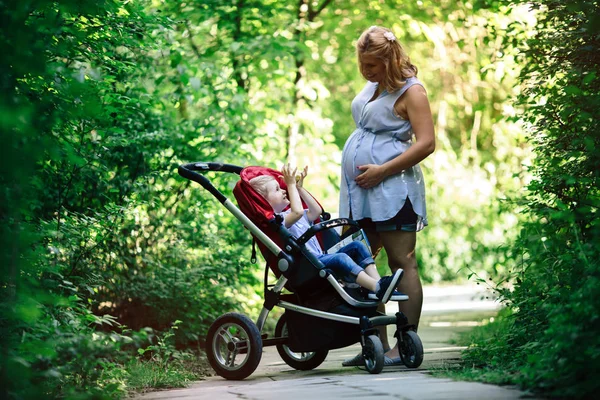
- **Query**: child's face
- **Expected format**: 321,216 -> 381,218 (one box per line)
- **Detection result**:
264,179 -> 289,213
359,54 -> 386,84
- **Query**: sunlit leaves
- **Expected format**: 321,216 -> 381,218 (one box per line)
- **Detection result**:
460,0 -> 600,397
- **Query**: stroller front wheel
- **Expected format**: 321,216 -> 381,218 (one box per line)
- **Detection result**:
206,312 -> 263,380
399,330 -> 424,368
275,313 -> 328,370
363,334 -> 384,374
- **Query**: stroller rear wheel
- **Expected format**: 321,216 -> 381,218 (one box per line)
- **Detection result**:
363,334 -> 384,374
206,312 -> 263,380
399,330 -> 424,368
275,313 -> 328,370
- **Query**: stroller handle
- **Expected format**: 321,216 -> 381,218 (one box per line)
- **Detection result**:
296,218 -> 361,247
178,161 -> 290,263
178,162 -> 243,204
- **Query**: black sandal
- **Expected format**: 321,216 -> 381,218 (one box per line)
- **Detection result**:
341,352 -> 364,367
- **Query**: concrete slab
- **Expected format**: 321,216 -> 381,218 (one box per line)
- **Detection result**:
135,345 -> 530,400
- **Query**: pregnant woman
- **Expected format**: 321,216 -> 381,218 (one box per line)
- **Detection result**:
340,25 -> 436,366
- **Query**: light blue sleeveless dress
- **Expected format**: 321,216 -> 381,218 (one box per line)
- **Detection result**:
339,77 -> 428,230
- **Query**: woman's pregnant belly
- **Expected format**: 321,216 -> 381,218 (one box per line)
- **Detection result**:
342,130 -> 375,181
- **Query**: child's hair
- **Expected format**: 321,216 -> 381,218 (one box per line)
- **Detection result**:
249,175 -> 275,198
356,26 -> 417,91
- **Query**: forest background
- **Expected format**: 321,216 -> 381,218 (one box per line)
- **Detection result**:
1,0 -> 598,399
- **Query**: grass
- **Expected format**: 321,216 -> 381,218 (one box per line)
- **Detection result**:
431,365 -> 520,386
124,352 -> 214,396
429,308 -> 523,388
126,360 -> 195,392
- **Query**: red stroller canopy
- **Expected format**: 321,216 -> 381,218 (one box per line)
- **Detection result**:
232,166 -> 325,276
233,166 -> 286,230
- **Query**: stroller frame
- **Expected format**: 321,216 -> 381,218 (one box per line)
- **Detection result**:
179,162 -> 424,379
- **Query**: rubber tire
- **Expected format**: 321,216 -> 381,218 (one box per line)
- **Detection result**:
363,334 -> 384,374
206,312 -> 263,380
399,330 -> 424,368
274,313 -> 328,370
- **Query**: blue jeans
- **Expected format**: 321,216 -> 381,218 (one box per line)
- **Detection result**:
317,241 -> 375,283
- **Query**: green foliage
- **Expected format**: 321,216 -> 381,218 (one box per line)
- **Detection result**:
1,0 -> 564,397
456,0 -> 600,398
125,359 -> 197,393
435,309 -> 520,385
129,321 -> 200,391
1,0 -> 298,396
0,0 -> 219,397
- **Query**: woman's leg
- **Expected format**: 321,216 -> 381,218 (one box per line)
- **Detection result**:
362,230 -> 393,351
364,230 -> 383,258
380,230 -> 422,328
379,230 -> 422,358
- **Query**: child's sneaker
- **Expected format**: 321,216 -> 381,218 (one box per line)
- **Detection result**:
375,269 -> 404,303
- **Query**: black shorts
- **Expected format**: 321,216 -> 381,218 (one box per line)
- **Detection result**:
357,198 -> 418,233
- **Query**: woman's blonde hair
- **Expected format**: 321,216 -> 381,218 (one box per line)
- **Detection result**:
249,175 -> 275,198
356,26 -> 417,92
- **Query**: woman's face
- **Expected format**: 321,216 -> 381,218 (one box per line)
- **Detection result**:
359,54 -> 386,84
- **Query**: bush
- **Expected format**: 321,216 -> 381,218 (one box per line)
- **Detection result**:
458,0 -> 600,398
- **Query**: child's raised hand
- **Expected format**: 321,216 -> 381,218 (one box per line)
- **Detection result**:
281,163 -> 297,186
296,166 -> 308,188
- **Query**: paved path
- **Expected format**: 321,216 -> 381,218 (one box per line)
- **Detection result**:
136,284 -> 535,400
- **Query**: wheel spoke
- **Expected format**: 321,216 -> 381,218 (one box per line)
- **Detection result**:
218,328 -> 235,344
215,324 -> 251,369
227,349 -> 239,367
235,339 -> 249,352
225,349 -> 233,366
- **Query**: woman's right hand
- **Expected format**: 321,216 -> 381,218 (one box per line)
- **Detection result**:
355,164 -> 386,189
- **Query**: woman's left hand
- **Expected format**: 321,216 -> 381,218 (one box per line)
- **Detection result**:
355,164 -> 385,188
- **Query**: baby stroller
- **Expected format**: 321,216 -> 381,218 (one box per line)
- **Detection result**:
178,162 -> 424,380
